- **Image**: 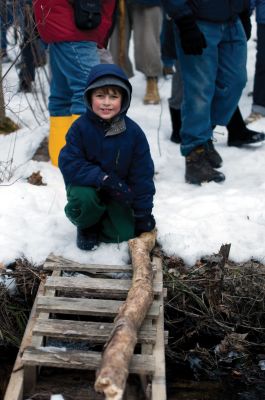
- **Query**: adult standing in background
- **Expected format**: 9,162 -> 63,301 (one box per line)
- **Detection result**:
245,0 -> 265,124
18,0 -> 47,93
109,0 -> 162,105
0,0 -> 13,62
163,8 -> 265,147
161,0 -> 250,185
33,0 -> 117,166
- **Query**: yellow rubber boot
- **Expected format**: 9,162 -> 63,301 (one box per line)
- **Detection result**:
49,115 -> 73,167
72,114 -> 81,122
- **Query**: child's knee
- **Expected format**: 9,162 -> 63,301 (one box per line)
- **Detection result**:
65,186 -> 104,228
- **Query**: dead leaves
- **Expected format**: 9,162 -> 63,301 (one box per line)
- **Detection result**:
27,171 -> 46,186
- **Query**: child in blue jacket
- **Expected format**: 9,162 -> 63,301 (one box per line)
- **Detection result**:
59,63 -> 156,250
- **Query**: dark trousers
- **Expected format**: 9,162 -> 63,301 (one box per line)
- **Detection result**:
253,24 -> 265,110
19,3 -> 46,84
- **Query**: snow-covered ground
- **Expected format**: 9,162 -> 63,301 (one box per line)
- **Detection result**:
0,19 -> 265,268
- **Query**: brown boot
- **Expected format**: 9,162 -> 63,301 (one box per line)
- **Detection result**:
143,77 -> 160,105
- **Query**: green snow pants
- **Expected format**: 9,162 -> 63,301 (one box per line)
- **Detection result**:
65,185 -> 135,243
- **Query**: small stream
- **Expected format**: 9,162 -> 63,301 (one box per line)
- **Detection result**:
166,358 -> 265,400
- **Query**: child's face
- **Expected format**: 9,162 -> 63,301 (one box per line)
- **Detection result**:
91,87 -> 122,120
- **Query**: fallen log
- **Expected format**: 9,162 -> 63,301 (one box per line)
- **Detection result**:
94,229 -> 157,400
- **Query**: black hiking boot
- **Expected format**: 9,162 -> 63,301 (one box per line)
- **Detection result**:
76,226 -> 99,250
185,146 -> 225,185
204,139 -> 223,168
227,106 -> 265,146
169,107 -> 181,144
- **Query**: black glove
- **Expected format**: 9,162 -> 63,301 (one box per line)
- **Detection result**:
101,173 -> 133,206
175,15 -> 207,55
239,10 -> 252,41
134,214 -> 156,236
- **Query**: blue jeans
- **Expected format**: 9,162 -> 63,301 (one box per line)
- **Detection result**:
49,41 -> 99,116
175,19 -> 247,156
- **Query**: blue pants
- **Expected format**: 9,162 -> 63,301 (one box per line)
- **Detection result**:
175,19 -> 247,156
48,41 -> 99,116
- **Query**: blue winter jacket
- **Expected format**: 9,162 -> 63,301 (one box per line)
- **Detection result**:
251,0 -> 265,23
162,0 -> 250,22
59,64 -> 155,215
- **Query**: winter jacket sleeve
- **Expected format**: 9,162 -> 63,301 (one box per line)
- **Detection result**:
127,128 -> 156,215
58,124 -> 106,187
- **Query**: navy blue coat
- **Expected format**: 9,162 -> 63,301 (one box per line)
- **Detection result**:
59,64 -> 155,215
162,0 -> 250,22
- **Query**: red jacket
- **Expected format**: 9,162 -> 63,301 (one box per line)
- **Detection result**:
33,0 -> 116,48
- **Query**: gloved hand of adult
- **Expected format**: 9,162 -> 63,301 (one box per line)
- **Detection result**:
239,10 -> 252,41
175,15 -> 207,55
101,173 -> 133,206
134,214 -> 156,236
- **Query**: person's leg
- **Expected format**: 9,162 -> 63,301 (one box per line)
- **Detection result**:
109,5 -> 134,78
133,5 -> 162,104
227,106 -> 265,146
100,201 -> 135,244
252,23 -> 265,116
168,60 -> 183,143
65,41 -> 99,115
65,185 -> 106,250
49,41 -> 99,115
48,41 -> 99,165
160,12 -> 176,75
133,5 -> 162,77
1,1 -> 13,61
211,19 -> 247,127
175,22 -> 230,184
48,43 -> 73,117
65,186 -> 106,228
177,19 -> 246,157
64,186 -> 135,245
18,4 -> 35,92
176,22 -> 220,156
48,43 -> 73,166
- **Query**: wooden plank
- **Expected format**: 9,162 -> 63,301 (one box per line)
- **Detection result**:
22,347 -> 155,375
3,281 -> 45,400
44,276 -> 163,295
33,319 -> 157,344
23,270 -> 61,395
44,254 -> 132,273
151,257 -> 167,400
36,296 -> 161,318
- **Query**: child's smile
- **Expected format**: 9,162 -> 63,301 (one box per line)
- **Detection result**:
92,88 -> 122,120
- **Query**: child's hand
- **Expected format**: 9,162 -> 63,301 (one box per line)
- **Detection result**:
101,173 -> 133,206
134,214 -> 156,236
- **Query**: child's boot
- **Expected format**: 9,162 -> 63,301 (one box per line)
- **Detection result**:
76,226 -> 99,251
49,115 -> 73,166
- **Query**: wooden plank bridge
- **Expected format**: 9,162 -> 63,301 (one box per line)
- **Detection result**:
4,254 -> 167,400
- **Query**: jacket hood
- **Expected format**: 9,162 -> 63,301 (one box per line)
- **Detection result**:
84,64 -> 132,115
